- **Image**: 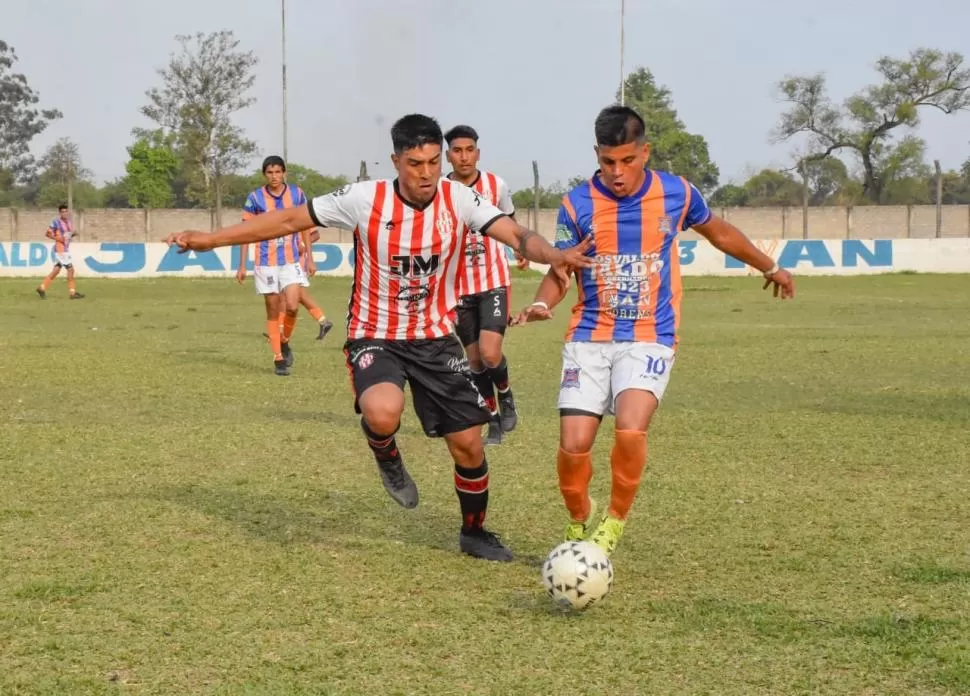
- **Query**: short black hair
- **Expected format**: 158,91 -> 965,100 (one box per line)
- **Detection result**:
594,105 -> 646,147
58,203 -> 68,211
444,125 -> 479,145
262,155 -> 286,173
391,114 -> 443,154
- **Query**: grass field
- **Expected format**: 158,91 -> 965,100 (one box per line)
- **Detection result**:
1,272 -> 969,695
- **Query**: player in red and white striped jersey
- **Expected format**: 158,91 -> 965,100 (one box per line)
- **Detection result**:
445,125 -> 518,446
163,114 -> 592,562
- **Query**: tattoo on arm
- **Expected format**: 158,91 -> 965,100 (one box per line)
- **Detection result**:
517,228 -> 539,256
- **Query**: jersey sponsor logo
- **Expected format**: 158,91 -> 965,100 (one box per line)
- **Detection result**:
332,184 -> 351,197
658,215 -> 672,234
464,240 -> 486,264
389,253 -> 440,278
561,367 -> 581,389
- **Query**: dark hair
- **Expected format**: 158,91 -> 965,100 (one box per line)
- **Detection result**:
262,155 -> 286,173
444,125 -> 479,145
58,203 -> 68,211
391,114 -> 443,154
594,105 -> 646,147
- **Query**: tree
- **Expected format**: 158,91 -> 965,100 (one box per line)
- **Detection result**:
0,41 -> 62,183
124,130 -> 179,207
139,31 -> 258,223
775,48 -> 970,202
803,157 -> 851,205
708,184 -> 748,207
26,138 -> 101,208
618,68 -> 720,193
741,169 -> 803,207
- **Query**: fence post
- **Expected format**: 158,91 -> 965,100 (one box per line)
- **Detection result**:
934,160 -> 943,238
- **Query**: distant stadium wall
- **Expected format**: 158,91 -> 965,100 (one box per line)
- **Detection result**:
3,204 -> 970,243
3,239 -> 970,277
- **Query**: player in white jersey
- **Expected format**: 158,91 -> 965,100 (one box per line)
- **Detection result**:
445,125 -> 518,446
163,114 -> 592,562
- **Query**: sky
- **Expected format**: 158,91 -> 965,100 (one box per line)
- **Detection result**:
5,0 -> 970,192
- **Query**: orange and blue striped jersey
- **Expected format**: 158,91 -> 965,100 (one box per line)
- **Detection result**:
242,184 -> 306,267
554,169 -> 712,347
48,217 -> 74,253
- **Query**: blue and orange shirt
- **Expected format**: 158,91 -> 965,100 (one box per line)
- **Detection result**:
241,184 -> 306,267
554,169 -> 712,347
48,217 -> 74,253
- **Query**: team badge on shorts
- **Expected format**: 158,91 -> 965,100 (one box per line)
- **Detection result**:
561,367 -> 581,389
356,351 -> 375,370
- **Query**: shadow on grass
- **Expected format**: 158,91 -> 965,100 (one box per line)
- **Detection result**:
152,483 -> 462,557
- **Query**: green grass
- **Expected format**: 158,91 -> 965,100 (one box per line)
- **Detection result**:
1,272 -> 969,695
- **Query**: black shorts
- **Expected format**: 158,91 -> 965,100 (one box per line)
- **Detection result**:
344,335 -> 490,438
456,287 -> 508,347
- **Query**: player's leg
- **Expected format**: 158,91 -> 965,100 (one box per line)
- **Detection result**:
478,287 -> 515,434
279,271 -> 302,368
348,341 -> 418,508
406,336 -> 511,561
298,286 -> 334,341
258,274 -> 286,375
37,264 -> 60,298
556,342 -> 612,542
456,295 -> 500,445
65,264 -> 83,299
589,342 -> 676,556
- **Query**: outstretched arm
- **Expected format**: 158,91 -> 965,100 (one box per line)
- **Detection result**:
694,216 -> 795,298
483,216 -> 563,266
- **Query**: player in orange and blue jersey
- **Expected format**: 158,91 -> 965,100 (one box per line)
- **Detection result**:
36,203 -> 85,300
236,156 -> 318,376
514,106 -> 795,557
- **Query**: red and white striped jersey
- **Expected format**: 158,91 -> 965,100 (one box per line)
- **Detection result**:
308,178 -> 508,341
448,170 -> 516,296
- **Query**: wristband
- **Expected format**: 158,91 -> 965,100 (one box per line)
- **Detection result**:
531,301 -> 549,311
763,263 -> 780,278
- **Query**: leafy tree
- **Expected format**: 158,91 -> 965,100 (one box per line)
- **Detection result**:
618,68 -> 719,193
741,169 -> 802,207
139,31 -> 258,222
708,184 -> 748,207
775,48 -> 970,202
0,41 -> 62,183
124,130 -> 179,207
21,138 -> 101,208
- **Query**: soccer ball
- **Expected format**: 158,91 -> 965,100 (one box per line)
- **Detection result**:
542,540 -> 614,610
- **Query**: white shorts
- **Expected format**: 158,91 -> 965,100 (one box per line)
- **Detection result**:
558,341 -> 676,416
53,252 -> 73,267
254,263 -> 306,295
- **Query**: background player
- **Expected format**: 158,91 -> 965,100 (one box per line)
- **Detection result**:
514,105 -> 795,557
163,114 -> 591,562
36,204 -> 84,300
235,156 -> 317,376
445,125 -> 518,445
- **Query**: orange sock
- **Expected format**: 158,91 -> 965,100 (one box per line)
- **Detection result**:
308,306 -> 325,322
277,311 -> 285,333
68,279 -> 77,295
557,448 -> 593,521
608,430 -> 648,520
40,277 -> 52,291
267,319 -> 283,360
282,312 -> 297,343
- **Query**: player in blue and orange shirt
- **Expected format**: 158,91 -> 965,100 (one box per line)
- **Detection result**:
236,156 -> 318,376
514,106 -> 795,557
36,203 -> 85,300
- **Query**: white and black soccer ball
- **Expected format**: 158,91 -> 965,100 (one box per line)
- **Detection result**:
542,540 -> 614,610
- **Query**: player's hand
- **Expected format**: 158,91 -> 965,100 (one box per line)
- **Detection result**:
306,259 -> 317,277
763,269 -> 795,299
163,230 -> 213,253
514,251 -> 530,271
549,236 -> 593,287
511,302 -> 553,326
235,267 -> 247,284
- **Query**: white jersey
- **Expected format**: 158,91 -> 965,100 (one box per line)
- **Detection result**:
308,178 -> 508,341
448,170 -> 515,295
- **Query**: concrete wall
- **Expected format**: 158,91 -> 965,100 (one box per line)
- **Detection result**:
3,205 -> 969,242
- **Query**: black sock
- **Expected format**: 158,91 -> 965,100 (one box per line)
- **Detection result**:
455,460 -> 489,533
488,356 -> 510,393
360,418 -> 400,465
471,368 -> 497,414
